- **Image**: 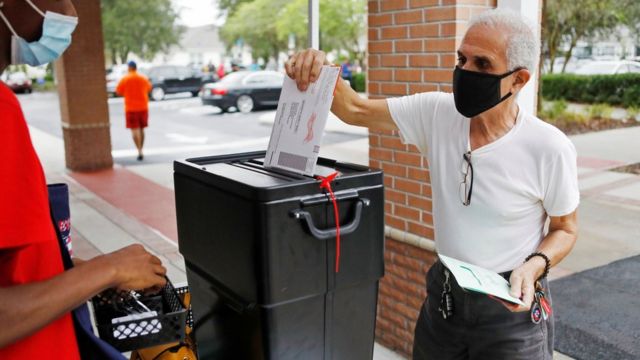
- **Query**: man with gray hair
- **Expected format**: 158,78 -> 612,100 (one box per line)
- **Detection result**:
286,8 -> 578,360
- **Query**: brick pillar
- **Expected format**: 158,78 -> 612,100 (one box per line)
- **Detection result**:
368,1 -> 496,357
55,0 -> 113,171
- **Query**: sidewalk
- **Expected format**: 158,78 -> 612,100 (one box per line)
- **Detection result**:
30,123 -> 639,359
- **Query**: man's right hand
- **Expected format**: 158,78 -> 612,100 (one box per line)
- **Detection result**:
96,244 -> 167,292
285,48 -> 330,92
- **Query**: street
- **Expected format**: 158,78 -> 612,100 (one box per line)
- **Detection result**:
18,91 -> 366,167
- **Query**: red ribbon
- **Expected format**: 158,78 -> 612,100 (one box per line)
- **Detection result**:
316,172 -> 341,273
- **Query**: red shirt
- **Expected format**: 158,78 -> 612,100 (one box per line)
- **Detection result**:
116,70 -> 152,112
0,83 -> 81,359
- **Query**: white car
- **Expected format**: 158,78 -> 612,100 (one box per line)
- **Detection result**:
575,60 -> 640,75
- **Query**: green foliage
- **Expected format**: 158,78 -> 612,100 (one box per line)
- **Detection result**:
353,72 -> 365,93
220,0 -> 289,61
222,0 -> 366,65
539,100 -> 568,121
541,73 -> 640,108
543,0 -> 623,73
101,0 -> 183,64
625,106 -> 640,120
587,104 -> 614,119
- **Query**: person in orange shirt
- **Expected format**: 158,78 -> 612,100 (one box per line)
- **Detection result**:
116,61 -> 152,161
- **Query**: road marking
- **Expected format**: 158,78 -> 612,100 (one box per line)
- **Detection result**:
165,133 -> 209,144
111,136 -> 271,158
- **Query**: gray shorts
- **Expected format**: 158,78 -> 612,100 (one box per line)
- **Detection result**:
413,261 -> 554,360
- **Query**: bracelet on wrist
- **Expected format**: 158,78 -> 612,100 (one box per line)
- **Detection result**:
525,252 -> 550,281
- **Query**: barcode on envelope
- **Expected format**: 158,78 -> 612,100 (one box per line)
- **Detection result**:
277,152 -> 309,172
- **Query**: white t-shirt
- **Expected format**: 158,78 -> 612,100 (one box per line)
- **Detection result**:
387,92 -> 580,273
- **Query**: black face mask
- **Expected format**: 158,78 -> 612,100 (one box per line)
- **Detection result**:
452,66 -> 519,118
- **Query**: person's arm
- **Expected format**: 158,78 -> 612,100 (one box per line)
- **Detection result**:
285,48 -> 398,132
0,244 -> 167,347
504,210 -> 578,311
115,77 -> 125,96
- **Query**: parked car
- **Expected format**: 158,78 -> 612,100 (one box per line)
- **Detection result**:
147,65 -> 215,101
105,64 -> 129,97
201,70 -> 284,113
1,72 -> 32,93
575,60 -> 640,75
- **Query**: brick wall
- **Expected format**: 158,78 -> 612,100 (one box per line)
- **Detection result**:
368,0 -> 496,357
56,0 -> 113,171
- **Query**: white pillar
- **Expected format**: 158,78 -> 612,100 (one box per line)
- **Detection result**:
308,0 -> 320,49
498,0 -> 543,115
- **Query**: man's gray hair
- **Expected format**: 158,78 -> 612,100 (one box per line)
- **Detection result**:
467,9 -> 540,73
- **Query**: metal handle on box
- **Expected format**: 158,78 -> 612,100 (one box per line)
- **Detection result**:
291,198 -> 370,240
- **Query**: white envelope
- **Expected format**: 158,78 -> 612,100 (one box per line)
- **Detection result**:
265,65 -> 341,176
439,254 -> 525,306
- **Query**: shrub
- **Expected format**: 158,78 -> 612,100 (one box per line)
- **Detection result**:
539,100 -> 568,121
541,73 -> 640,108
587,103 -> 613,119
352,72 -> 365,93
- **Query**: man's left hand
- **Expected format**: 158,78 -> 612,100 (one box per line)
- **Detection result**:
493,256 -> 546,312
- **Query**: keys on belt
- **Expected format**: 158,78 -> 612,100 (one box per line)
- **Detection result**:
531,280 -> 552,324
439,268 -> 454,319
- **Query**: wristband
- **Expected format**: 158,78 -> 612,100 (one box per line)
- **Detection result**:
525,252 -> 550,281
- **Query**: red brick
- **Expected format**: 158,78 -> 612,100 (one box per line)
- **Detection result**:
395,69 -> 422,82
368,13 -> 393,26
410,0 -> 438,7
381,136 -> 407,150
408,55 -> 437,68
440,83 -> 453,92
424,68 -> 453,82
440,22 -> 465,37
386,189 -> 407,204
409,24 -> 439,38
409,83 -> 438,94
381,26 -> 408,39
385,215 -> 406,230
395,39 -> 423,53
369,134 -> 381,146
369,54 -> 381,68
395,151 -> 423,166
370,159 -> 381,168
396,178 -> 422,194
381,83 -> 408,95
385,201 -> 393,214
368,82 -> 381,95
369,41 -> 393,54
394,255 -> 426,273
368,28 -> 380,41
408,194 -> 431,209
395,205 -> 421,221
381,0 -> 408,11
395,302 -> 420,322
370,146 -> 393,160
421,211 -> 433,224
384,175 -> 393,187
394,9 -> 423,24
421,184 -> 432,197
381,54 -> 407,67
408,167 -> 429,181
382,162 -> 407,177
440,53 -> 457,68
368,0 -> 379,13
425,6 -> 456,21
408,222 -> 435,239
424,38 -> 456,52
369,69 -> 393,81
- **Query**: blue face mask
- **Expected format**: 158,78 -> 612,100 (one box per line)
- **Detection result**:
0,0 -> 78,66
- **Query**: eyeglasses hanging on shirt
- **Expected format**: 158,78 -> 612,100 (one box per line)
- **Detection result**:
459,151 -> 473,206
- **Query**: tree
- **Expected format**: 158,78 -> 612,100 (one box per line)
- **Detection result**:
543,0 -> 621,73
275,0 -> 366,66
220,0 -> 290,63
101,0 -> 183,64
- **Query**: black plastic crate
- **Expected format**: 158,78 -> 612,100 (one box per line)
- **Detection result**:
92,281 -> 188,352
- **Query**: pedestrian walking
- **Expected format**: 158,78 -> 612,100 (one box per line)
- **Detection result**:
116,60 -> 152,161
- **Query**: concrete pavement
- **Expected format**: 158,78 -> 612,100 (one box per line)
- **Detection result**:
28,104 -> 640,359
